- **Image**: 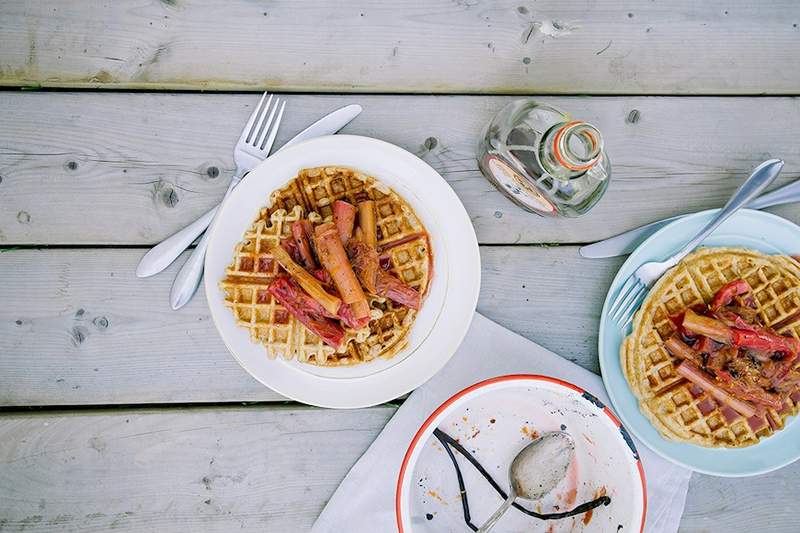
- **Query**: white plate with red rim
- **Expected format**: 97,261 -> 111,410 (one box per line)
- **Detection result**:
204,135 -> 480,408
396,375 -> 646,533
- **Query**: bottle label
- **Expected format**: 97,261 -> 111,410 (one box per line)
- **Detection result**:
487,156 -> 556,215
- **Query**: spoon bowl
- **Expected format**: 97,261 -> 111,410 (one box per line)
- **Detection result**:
477,431 -> 575,532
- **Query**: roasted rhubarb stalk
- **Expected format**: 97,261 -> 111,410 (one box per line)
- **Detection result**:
314,222 -> 371,320
348,236 -> 421,309
709,279 -> 752,311
333,200 -> 357,246
676,361 -> 757,418
271,244 -> 342,316
730,328 -> 800,357
268,277 -> 344,350
358,200 -> 377,249
664,335 -> 703,366
291,220 -> 317,269
683,309 -> 733,343
376,270 -> 421,310
347,238 -> 379,293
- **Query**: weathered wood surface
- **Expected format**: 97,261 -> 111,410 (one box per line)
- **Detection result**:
0,405 -> 797,532
0,406 -> 394,532
681,465 -> 798,532
2,92 -> 800,246
0,246 -> 621,406
2,1 -> 800,94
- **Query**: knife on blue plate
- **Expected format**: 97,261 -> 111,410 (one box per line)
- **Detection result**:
136,104 -> 362,278
579,171 -> 800,259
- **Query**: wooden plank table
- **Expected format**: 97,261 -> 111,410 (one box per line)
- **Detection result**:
1,2 -> 799,531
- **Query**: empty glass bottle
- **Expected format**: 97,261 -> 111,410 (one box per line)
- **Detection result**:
477,99 -> 611,217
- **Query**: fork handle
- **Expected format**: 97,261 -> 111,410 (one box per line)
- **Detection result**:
136,173 -> 246,278
668,159 -> 784,267
169,174 -> 242,309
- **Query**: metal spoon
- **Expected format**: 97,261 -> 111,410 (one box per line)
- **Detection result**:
477,431 -> 575,533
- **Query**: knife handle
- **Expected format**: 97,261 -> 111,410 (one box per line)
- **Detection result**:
748,176 -> 800,210
136,206 -> 217,278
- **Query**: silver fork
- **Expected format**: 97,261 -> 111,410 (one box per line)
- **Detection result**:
609,159 -> 784,328
169,92 -> 285,310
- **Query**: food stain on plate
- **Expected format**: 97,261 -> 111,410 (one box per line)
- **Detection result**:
397,376 -> 645,532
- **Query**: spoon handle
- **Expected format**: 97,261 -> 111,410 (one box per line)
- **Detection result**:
477,487 -> 517,533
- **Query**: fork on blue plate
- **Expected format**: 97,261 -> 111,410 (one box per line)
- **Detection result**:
608,159 -> 784,329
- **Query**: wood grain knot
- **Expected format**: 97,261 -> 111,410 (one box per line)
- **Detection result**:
424,137 -> 438,150
161,187 -> 179,208
17,211 -> 31,224
71,325 -> 89,346
206,166 -> 220,179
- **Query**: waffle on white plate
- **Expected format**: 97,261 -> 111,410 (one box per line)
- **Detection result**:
220,166 -> 431,366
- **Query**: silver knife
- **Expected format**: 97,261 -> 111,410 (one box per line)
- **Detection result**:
135,104 -> 362,278
580,168 -> 800,259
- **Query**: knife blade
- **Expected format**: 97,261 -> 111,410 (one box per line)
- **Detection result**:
135,104 -> 363,278
579,165 -> 800,259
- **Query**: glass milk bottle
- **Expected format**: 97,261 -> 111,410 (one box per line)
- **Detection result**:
477,99 -> 611,217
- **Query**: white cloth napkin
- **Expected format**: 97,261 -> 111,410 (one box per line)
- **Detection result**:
312,313 -> 691,532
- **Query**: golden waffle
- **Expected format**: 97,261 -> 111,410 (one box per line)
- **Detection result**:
622,248 -> 800,447
220,166 -> 432,366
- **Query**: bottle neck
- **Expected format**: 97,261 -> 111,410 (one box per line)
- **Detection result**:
540,121 -> 603,180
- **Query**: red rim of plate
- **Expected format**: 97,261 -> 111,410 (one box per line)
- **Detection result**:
394,374 -> 648,533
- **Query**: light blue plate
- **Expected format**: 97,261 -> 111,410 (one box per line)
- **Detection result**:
599,209 -> 800,477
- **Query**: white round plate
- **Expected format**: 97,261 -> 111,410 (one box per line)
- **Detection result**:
204,135 -> 480,408
396,375 -> 646,533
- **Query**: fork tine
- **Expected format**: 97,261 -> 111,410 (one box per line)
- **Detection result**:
246,93 -> 273,144
620,289 -> 647,328
260,100 -> 286,153
609,276 -> 637,317
612,280 -> 643,321
254,97 -> 280,150
240,92 -> 268,144
613,282 -> 644,322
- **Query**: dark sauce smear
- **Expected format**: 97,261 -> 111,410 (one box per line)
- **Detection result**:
432,428 -> 611,531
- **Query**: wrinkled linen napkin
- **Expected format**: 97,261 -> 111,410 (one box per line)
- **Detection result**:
312,313 -> 691,532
